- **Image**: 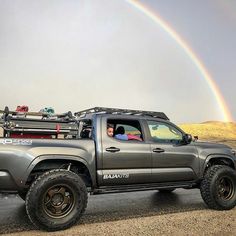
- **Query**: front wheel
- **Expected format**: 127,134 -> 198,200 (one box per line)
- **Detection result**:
200,165 -> 236,210
26,169 -> 88,231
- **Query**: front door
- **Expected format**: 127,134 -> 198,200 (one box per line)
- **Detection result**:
146,120 -> 199,183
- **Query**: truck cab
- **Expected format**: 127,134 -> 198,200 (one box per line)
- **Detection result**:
91,114 -> 198,189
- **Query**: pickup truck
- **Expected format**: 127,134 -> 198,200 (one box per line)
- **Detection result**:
0,107 -> 236,231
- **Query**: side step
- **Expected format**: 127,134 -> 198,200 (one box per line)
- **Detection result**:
92,181 -> 198,195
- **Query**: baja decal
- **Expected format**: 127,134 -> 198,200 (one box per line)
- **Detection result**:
0,139 -> 32,146
103,174 -> 129,180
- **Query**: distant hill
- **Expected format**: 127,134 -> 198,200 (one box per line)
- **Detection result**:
179,121 -> 236,141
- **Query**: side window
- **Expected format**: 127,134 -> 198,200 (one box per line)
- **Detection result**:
107,119 -> 143,142
147,120 -> 183,143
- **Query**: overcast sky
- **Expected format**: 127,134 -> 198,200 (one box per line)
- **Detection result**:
0,0 -> 235,123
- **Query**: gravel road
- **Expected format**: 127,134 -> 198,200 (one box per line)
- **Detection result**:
0,189 -> 235,235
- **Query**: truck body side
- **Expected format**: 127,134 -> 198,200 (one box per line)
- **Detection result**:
0,114 -> 235,194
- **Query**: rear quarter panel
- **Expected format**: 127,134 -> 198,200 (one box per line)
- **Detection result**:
0,138 -> 95,189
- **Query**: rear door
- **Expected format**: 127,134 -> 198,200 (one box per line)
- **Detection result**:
98,116 -> 152,186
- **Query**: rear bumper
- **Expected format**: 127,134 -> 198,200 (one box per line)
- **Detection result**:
0,171 -> 18,191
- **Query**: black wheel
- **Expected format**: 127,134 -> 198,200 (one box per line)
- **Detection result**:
18,190 -> 28,201
158,188 -> 176,193
200,165 -> 236,210
26,169 -> 88,231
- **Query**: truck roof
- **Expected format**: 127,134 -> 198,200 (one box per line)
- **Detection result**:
75,107 -> 169,120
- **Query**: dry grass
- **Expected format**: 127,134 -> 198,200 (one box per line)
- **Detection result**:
179,121 -> 236,148
179,121 -> 236,140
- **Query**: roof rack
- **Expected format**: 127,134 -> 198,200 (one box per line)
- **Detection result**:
75,107 -> 169,120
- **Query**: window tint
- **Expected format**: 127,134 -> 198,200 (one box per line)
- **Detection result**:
147,120 -> 182,143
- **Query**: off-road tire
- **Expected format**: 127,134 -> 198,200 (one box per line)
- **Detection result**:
159,188 -> 176,193
200,165 -> 236,210
26,169 -> 88,231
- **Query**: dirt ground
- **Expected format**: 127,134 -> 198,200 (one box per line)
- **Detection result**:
2,208 -> 236,236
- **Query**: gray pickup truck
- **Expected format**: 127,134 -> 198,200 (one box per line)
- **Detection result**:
0,107 -> 236,231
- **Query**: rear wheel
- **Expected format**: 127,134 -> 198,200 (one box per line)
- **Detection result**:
26,169 -> 88,231
200,165 -> 236,210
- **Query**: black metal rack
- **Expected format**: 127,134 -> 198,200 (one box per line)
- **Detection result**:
75,107 -> 169,120
0,106 -> 74,120
0,107 -> 78,138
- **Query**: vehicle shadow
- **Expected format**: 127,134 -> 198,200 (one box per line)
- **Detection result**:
0,197 -> 34,234
0,189 -> 206,234
80,189 -> 206,225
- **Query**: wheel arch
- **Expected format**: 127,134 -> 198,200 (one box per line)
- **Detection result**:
202,155 -> 236,177
23,155 -> 96,188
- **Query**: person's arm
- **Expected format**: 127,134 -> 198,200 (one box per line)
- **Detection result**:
115,134 -> 128,140
127,134 -> 142,141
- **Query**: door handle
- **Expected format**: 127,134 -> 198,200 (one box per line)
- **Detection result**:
106,147 -> 120,153
153,148 -> 165,153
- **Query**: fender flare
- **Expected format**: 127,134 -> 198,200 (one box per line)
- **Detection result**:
202,154 -> 236,177
20,154 -> 95,187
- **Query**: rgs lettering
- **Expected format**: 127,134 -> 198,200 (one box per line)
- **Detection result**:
0,139 -> 32,145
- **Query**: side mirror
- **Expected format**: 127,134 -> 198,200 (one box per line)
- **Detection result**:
183,133 -> 192,144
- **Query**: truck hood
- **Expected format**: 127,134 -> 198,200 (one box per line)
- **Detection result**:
193,141 -> 235,158
194,141 -> 230,150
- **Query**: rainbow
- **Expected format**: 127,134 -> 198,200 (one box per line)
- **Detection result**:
126,0 -> 233,122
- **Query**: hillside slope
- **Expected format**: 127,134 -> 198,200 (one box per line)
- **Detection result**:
179,121 -> 236,141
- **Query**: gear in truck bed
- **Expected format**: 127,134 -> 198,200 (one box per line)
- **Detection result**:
0,106 -> 78,139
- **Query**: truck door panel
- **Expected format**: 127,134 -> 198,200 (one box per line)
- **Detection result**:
146,120 -> 199,182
